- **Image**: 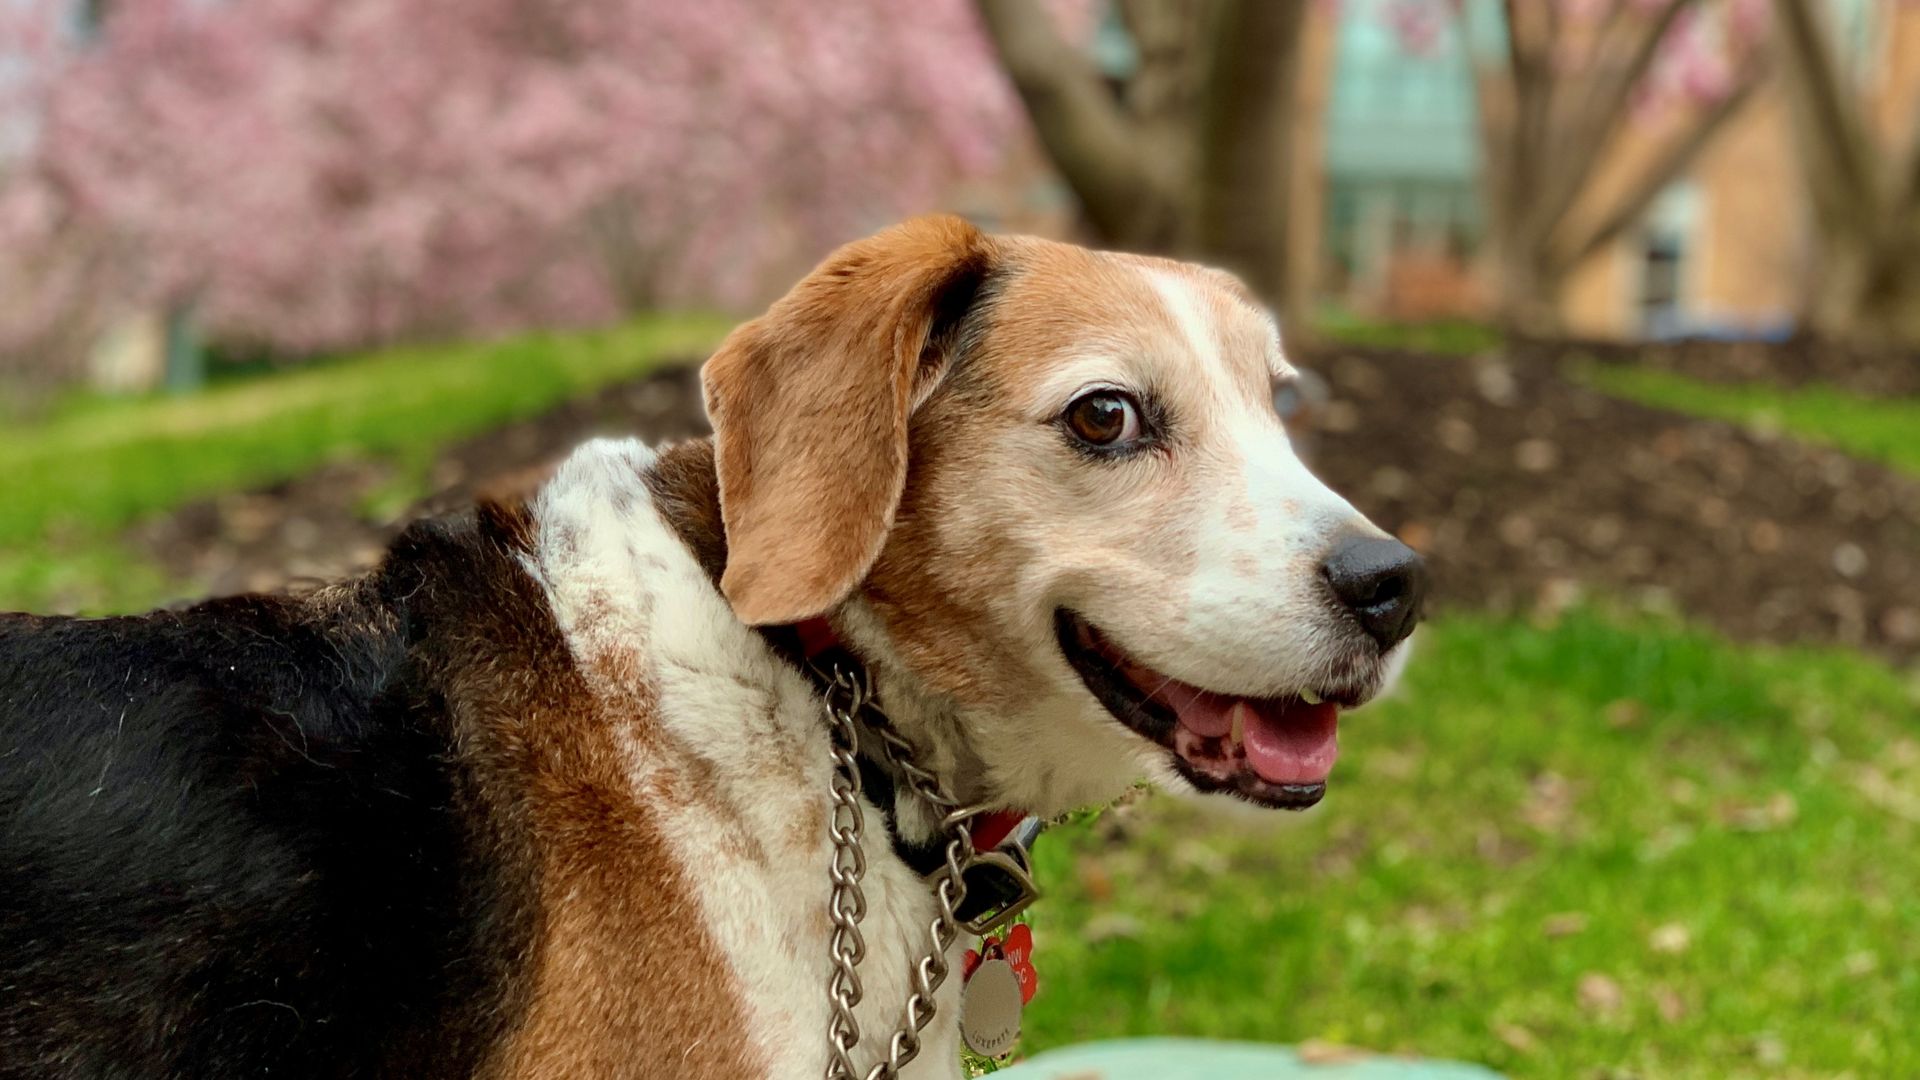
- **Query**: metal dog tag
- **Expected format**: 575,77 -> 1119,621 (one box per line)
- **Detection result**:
959,957 -> 1024,1058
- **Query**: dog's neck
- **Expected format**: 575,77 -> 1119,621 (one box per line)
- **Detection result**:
641,438 -> 993,849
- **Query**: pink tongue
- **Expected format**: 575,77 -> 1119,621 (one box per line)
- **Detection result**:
1160,684 -> 1340,785
1156,682 -> 1235,737
1241,698 -> 1339,785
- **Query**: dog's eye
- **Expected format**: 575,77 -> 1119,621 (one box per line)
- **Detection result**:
1063,390 -> 1142,447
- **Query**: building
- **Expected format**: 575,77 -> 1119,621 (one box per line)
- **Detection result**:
1314,0 -> 1910,340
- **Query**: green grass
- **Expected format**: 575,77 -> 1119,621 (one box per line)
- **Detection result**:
1026,607 -> 1920,1078
1588,367 -> 1920,477
8,314 -> 1914,1075
0,314 -> 729,613
1311,312 -> 1503,357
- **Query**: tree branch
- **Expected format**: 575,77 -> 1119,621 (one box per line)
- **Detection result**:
1772,0 -> 1879,216
1191,0 -> 1307,302
972,0 -> 1177,248
1530,0 -> 1695,246
1548,60 -> 1768,275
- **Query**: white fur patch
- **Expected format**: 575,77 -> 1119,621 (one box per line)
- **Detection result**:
1148,269 -> 1220,375
523,439 -> 964,1079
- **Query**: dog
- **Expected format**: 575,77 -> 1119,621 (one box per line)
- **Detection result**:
0,215 -> 1425,1079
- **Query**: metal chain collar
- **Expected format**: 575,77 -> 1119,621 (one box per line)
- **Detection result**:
818,659 -> 990,1080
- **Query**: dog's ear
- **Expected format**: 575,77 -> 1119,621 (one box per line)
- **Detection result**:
702,214 -> 994,626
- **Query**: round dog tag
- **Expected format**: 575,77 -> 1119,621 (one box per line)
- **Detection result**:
960,957 -> 1023,1057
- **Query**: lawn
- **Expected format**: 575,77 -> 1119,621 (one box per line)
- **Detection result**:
1587,366 -> 1920,477
0,313 -> 729,613
1311,312 -> 1503,357
1024,607 -> 1920,1078
5,320 -> 1914,1078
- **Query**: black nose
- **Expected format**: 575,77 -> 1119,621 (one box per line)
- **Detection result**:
1323,534 -> 1427,649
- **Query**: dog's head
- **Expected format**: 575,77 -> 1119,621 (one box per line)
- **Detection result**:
702,216 -> 1426,816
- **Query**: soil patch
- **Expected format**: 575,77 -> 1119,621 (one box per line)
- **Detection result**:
132,348 -> 1920,664
1522,337 -> 1920,398
1304,347 -> 1920,664
133,363 -> 711,597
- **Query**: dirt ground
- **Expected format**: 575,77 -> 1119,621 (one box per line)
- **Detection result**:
1520,336 -> 1920,398
133,363 -> 712,596
133,346 -> 1920,665
1305,348 -> 1919,663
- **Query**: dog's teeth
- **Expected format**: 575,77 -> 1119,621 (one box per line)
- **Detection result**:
1230,708 -> 1244,745
1300,689 -> 1322,705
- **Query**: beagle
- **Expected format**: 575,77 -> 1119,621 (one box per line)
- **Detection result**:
0,216 -> 1425,1079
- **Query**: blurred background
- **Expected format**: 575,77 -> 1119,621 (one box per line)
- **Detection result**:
2,0 -> 1916,1075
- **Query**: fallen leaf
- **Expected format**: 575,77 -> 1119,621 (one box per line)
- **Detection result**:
1515,438 -> 1559,472
1494,1022 -> 1539,1054
1075,856 -> 1114,902
1721,791 -> 1798,831
1542,912 -> 1589,938
1604,699 -> 1645,729
1320,401 -> 1361,433
1297,1040 -> 1372,1065
1648,922 -> 1691,954
1578,972 -> 1624,1014
1853,767 -> 1920,823
1080,913 -> 1142,945
1653,985 -> 1688,1023
1522,772 -> 1578,833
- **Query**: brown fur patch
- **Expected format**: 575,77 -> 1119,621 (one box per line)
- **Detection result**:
641,440 -> 729,587
851,236 -> 1272,709
440,501 -> 760,1079
701,215 -> 995,626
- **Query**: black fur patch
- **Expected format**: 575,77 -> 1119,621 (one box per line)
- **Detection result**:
0,511 -> 544,1078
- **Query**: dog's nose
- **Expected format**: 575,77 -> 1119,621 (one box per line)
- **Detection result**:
1323,534 -> 1427,649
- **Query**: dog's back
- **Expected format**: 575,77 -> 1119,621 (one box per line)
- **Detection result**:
0,513 -> 537,1079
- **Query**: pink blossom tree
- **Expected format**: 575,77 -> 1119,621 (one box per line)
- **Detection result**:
0,0 -> 1033,374
1465,0 -> 1773,334
0,0 -> 115,381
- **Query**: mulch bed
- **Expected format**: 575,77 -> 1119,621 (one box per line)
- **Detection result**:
1518,336 -> 1920,398
1303,346 -> 1920,664
131,347 -> 1920,666
132,363 -> 712,598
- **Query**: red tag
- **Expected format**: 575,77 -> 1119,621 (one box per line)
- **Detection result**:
963,926 -> 1039,1006
1003,924 -> 1038,1004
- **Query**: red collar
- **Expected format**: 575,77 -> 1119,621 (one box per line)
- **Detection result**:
793,617 -> 1027,853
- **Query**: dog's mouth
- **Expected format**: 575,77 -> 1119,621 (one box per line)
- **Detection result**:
1055,610 -> 1343,811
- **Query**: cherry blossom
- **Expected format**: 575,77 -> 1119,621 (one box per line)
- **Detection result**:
1,0 -> 1032,365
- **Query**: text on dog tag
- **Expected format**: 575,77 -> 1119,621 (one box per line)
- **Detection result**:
959,957 -> 1023,1058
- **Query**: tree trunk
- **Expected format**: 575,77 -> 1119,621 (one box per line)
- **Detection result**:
1473,0 -> 1765,338
973,0 -> 1182,252
972,1 -> 1305,311
1190,0 -> 1307,308
163,302 -> 204,395
1807,215 -> 1920,345
1491,232 -> 1568,338
1772,0 -> 1920,345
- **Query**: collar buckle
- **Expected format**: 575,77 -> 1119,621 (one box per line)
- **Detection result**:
957,845 -> 1042,937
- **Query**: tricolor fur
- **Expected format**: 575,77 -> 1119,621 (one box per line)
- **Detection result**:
0,216 -> 1424,1078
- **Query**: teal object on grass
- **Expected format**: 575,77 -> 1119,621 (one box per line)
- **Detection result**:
994,1038 -> 1505,1079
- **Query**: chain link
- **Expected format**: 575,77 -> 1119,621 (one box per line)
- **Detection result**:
819,662 -> 984,1080
822,662 -> 872,1080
